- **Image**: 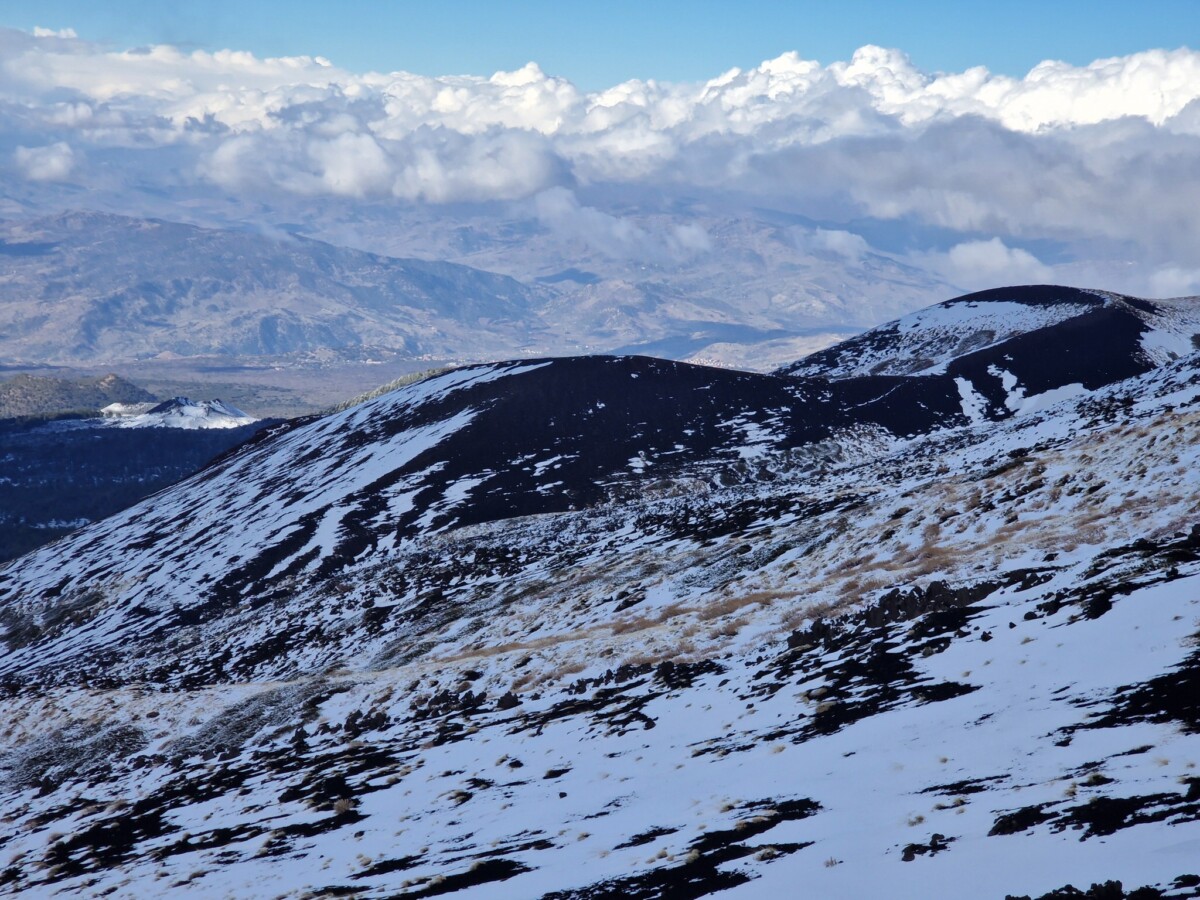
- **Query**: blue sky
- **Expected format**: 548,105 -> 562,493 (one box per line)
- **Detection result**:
2,0 -> 1198,87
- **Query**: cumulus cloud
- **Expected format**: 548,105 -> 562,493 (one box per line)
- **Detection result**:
921,238 -> 1054,292
799,229 -> 871,261
305,132 -> 393,198
13,141 -> 76,181
1148,266 -> 1200,297
4,26 -> 1200,294
202,123 -> 565,203
7,28 -> 1200,172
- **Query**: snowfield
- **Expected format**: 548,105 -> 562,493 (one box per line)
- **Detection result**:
1,286 -> 1200,899
103,397 -> 258,430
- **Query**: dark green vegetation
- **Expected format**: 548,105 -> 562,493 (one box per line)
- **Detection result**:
0,373 -> 154,419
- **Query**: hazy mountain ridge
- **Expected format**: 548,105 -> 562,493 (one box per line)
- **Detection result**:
0,209 -> 953,373
364,205 -> 955,330
0,211 -> 548,365
1,287 -> 1200,898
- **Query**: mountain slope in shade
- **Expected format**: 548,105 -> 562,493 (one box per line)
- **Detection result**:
1,288 -> 1200,898
0,415 -> 273,565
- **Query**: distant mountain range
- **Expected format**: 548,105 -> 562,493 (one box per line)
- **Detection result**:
0,210 -> 954,372
0,211 -> 545,366
3,286 -> 1200,897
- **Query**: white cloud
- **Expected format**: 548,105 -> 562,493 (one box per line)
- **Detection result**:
812,229 -> 870,261
13,142 -> 76,181
308,132 -> 392,198
8,27 -> 1200,157
534,187 -> 646,251
670,223 -> 711,254
921,239 -> 1054,292
1148,266 -> 1200,297
32,27 -> 77,39
4,26 -> 1200,295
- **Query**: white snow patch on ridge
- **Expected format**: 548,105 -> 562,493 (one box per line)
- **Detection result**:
1137,297 -> 1200,364
1012,382 -> 1088,418
898,299 -> 1086,334
105,397 -> 257,429
891,299 -> 1095,376
789,295 -> 1100,379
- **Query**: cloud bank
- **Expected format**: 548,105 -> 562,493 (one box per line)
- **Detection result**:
13,141 -> 75,181
5,26 -> 1200,293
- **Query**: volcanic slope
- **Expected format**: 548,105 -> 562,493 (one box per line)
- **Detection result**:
3,287 -> 1200,898
778,284 -> 1200,379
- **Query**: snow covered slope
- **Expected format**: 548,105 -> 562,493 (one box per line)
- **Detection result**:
2,288 -> 1200,898
778,284 -> 1200,379
103,397 -> 258,429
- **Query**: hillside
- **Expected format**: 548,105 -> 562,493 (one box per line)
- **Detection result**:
777,285 -> 1200,380
0,416 -> 273,564
0,372 -> 155,418
0,212 -> 545,365
1,286 -> 1199,898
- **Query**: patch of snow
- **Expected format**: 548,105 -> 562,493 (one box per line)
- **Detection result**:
1138,299 -> 1200,364
734,419 -> 778,460
988,364 -> 1027,412
954,377 -> 988,424
1012,382 -> 1088,417
112,397 -> 257,429
533,455 -> 567,477
100,401 -> 157,417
